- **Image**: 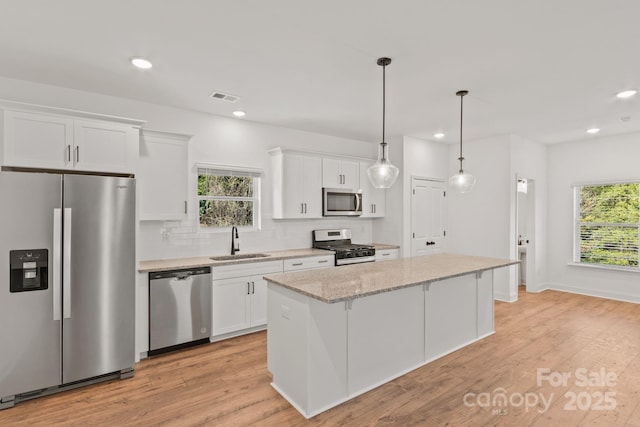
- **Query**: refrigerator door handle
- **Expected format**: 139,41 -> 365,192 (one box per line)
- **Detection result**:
63,208 -> 72,319
53,208 -> 62,321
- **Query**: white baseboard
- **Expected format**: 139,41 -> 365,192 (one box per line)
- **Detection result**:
544,282 -> 640,304
494,291 -> 517,303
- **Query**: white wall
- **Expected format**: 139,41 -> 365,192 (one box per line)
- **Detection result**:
0,76 -> 379,261
546,132 -> 640,302
447,135 -> 513,300
445,134 -> 548,302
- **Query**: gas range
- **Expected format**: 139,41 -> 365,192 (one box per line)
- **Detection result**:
312,229 -> 375,266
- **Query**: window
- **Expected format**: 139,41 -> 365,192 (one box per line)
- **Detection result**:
197,165 -> 261,229
574,182 -> 639,268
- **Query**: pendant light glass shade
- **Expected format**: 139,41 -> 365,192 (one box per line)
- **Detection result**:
367,142 -> 399,189
448,171 -> 476,193
449,90 -> 476,193
368,57 -> 399,189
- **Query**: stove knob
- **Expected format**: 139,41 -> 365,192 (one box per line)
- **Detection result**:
345,252 -> 354,258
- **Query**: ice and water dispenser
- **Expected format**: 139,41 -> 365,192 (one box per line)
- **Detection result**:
9,249 -> 48,292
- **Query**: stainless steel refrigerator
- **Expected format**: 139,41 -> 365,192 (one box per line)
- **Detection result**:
0,171 -> 135,408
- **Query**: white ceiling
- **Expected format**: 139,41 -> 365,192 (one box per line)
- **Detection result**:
1,0 -> 639,145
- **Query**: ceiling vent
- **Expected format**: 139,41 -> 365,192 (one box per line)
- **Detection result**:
209,91 -> 239,103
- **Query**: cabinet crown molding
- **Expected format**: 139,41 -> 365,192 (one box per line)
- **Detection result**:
0,98 -> 146,127
268,147 -> 375,163
141,128 -> 193,141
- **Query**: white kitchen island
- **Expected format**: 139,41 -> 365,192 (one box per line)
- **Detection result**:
263,253 -> 518,418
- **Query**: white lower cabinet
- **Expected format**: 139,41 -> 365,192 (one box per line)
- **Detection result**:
211,261 -> 282,338
347,286 -> 424,393
375,248 -> 399,261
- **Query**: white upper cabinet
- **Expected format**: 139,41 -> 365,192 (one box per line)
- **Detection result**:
322,158 -> 359,189
3,111 -> 73,170
73,120 -> 138,173
138,129 -> 190,221
1,105 -> 144,174
270,149 -> 322,219
359,160 -> 386,218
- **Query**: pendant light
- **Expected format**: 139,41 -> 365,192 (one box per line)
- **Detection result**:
448,90 -> 476,193
367,57 -> 399,189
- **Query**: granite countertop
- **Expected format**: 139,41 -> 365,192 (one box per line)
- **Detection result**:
138,248 -> 334,272
139,243 -> 399,273
264,253 -> 519,303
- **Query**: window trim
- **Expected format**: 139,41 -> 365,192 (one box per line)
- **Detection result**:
572,180 -> 640,270
196,163 -> 263,232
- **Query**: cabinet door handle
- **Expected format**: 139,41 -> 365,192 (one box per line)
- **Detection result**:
304,203 -> 307,213
301,203 -> 304,214
291,262 -> 303,266
318,260 -> 328,264
66,145 -> 71,163
75,146 -> 79,164
184,201 -> 187,214
382,253 -> 390,257
247,282 -> 251,295
373,204 -> 376,214
252,281 -> 255,294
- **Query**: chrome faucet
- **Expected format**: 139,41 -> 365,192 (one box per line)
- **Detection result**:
231,226 -> 240,255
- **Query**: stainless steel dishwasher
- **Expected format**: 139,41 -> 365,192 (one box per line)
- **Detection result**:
149,266 -> 212,356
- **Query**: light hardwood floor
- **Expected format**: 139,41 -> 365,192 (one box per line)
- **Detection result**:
1,288 -> 639,426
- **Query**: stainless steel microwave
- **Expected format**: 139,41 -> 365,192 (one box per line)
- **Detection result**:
323,188 -> 362,216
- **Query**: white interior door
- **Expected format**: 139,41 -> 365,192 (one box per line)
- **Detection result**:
411,177 -> 445,257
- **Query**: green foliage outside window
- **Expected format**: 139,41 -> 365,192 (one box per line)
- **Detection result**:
198,173 -> 257,228
578,183 -> 639,267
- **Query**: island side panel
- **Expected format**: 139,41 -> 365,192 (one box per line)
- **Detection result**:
307,297 -> 348,415
425,274 -> 477,361
348,285 -> 425,395
267,282 -> 348,418
267,283 -> 309,412
477,270 -> 495,337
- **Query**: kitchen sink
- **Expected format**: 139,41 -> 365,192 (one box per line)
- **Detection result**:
210,253 -> 271,261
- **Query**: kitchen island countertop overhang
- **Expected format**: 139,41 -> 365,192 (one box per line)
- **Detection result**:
263,252 -> 519,303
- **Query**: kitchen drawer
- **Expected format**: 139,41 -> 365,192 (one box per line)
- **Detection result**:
212,260 -> 283,280
375,249 -> 399,261
284,255 -> 334,272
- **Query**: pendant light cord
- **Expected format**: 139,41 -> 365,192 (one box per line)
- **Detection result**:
376,57 -> 392,161
382,62 -> 386,146
456,90 -> 468,173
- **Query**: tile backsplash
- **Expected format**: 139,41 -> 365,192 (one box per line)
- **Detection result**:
139,216 -> 373,261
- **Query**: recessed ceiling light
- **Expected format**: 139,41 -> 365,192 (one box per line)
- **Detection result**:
434,132 -> 445,139
586,127 -> 600,134
616,89 -> 637,99
232,110 -> 246,118
130,57 -> 153,69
